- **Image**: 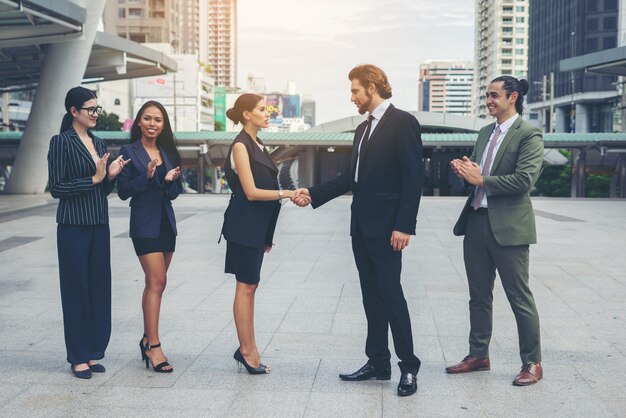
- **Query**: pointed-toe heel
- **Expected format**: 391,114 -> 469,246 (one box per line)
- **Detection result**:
233,348 -> 269,375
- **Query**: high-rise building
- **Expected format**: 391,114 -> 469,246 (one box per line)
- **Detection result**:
103,0 -> 180,44
204,0 -> 237,87
180,0 -> 201,54
473,0 -> 529,117
527,0 -> 620,133
419,61 -> 474,116
301,94 -> 316,127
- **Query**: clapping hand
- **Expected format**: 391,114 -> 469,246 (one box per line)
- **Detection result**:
292,188 -> 311,207
92,152 -> 110,184
107,155 -> 131,180
165,166 -> 181,182
453,156 -> 482,186
146,159 -> 158,179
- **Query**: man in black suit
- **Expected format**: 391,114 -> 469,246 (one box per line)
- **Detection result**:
295,64 -> 424,396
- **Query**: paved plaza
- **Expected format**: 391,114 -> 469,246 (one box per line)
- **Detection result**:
0,194 -> 625,417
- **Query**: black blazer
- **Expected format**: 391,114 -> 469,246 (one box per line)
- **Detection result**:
221,130 -> 281,248
117,141 -> 182,238
309,104 -> 424,238
47,127 -> 114,225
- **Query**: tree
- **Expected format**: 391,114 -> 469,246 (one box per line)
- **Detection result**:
95,111 -> 122,131
534,150 -> 571,197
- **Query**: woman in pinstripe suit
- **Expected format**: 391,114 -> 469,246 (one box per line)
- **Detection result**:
47,87 -> 128,379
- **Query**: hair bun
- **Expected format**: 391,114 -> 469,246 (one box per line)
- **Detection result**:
519,79 -> 529,96
226,108 -> 239,124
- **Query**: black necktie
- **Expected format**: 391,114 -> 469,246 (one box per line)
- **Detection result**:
362,115 -> 375,144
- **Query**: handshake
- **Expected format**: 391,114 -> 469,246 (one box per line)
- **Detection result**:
282,188 -> 311,207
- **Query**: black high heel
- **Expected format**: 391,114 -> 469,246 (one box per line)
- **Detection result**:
139,334 -> 147,362
233,348 -> 269,375
143,341 -> 173,373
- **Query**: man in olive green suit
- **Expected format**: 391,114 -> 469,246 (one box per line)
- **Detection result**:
446,76 -> 544,386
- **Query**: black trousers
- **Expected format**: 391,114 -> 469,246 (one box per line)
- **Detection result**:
57,224 -> 111,365
351,232 -> 421,374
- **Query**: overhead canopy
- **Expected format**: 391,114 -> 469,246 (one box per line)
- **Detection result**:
0,0 -> 177,92
560,45 -> 626,76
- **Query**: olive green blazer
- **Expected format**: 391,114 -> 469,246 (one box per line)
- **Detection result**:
453,116 -> 544,246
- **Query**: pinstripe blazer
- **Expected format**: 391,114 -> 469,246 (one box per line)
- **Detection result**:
47,127 -> 114,225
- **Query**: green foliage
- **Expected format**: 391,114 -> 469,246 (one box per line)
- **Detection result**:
95,111 -> 122,131
586,173 -> 611,198
535,150 -> 571,197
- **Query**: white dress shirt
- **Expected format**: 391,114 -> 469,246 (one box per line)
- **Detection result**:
354,100 -> 391,182
476,113 -> 518,208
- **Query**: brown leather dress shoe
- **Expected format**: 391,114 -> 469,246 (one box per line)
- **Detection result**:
445,355 -> 490,374
513,363 -> 543,386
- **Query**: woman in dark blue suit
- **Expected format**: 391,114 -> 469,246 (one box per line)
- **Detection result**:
48,86 -> 128,379
221,94 -> 297,374
117,101 -> 182,373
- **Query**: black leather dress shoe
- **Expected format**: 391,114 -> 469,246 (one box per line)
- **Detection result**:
397,372 -> 417,396
339,363 -> 391,381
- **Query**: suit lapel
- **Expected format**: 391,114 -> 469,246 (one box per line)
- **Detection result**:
159,144 -> 173,172
361,104 -> 393,159
131,140 -> 152,171
490,117 -> 522,173
68,128 -> 96,169
474,122 -> 495,163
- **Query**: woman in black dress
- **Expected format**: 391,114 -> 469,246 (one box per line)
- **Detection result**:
117,101 -> 182,373
222,93 -> 296,374
48,86 -> 128,379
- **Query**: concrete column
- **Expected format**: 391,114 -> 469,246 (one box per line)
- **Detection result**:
5,0 -> 106,194
2,93 -> 9,131
575,103 -> 590,133
575,150 -> 587,198
554,107 -> 567,133
298,147 -> 316,187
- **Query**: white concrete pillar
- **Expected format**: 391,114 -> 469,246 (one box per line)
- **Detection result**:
575,103 -> 590,134
554,107 -> 567,133
5,0 -> 107,194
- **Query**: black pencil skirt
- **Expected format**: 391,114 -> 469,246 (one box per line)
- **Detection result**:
225,241 -> 265,284
132,215 -> 176,256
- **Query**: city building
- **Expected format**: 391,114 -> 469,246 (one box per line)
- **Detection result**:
204,0 -> 237,87
474,0 -> 529,117
528,0 -> 622,133
134,49 -> 215,132
419,60 -> 474,116
301,94 -> 316,127
103,0 -> 180,44
180,0 -> 201,55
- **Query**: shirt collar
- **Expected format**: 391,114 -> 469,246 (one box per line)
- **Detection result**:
496,113 -> 518,134
369,100 -> 390,121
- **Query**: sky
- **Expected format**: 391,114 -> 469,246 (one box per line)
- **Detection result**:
236,0 -> 475,125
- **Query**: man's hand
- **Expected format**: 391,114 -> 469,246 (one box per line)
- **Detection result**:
293,188 -> 311,207
456,156 -> 483,186
390,230 -> 410,252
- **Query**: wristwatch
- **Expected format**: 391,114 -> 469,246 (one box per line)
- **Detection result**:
278,190 -> 284,199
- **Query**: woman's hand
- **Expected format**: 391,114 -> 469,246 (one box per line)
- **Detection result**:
264,245 -> 273,253
92,153 -> 110,184
146,159 -> 158,179
107,155 -> 131,180
165,166 -> 181,182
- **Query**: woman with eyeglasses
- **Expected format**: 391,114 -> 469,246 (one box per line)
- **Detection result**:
47,86 -> 129,379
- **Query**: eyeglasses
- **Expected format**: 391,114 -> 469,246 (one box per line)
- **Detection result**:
80,106 -> 103,116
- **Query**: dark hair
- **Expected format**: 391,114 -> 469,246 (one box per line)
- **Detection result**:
226,93 -> 264,125
348,64 -> 392,99
490,76 -> 529,115
60,86 -> 97,133
130,100 -> 181,166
